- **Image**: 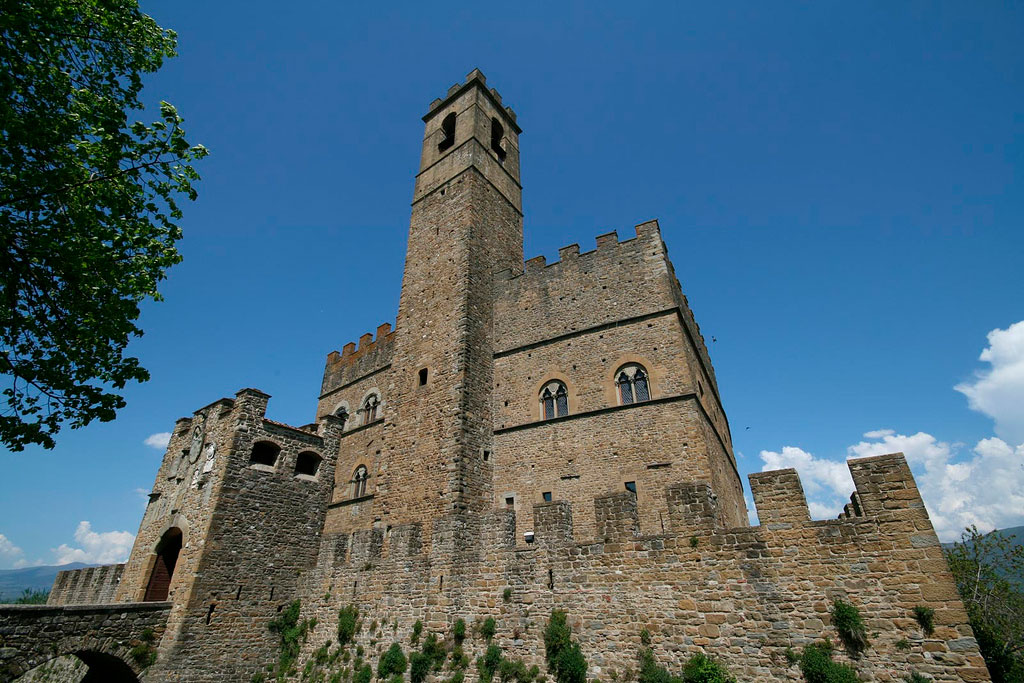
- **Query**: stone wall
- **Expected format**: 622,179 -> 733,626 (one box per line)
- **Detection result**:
0,602 -> 170,682
277,453 -> 986,683
47,564 -> 124,606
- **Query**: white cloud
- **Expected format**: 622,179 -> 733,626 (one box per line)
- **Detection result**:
955,320 -> 1024,447
759,445 -> 854,502
52,522 -> 135,566
757,430 -> 1024,541
0,533 -> 26,569
144,432 -> 172,450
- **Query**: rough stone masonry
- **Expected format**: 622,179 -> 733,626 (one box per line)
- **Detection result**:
1,70 -> 989,682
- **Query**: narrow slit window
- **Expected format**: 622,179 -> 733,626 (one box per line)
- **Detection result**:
418,368 -> 428,386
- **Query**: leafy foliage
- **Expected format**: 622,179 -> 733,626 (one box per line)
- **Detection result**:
421,632 -> 446,671
797,642 -> 858,683
904,674 -> 930,683
945,525 -> 1024,681
912,606 -> 935,636
377,643 -> 408,679
354,664 -> 373,683
129,627 -> 158,668
681,653 -> 735,683
268,600 -> 311,682
12,588 -> 49,604
638,649 -> 680,683
830,599 -> 869,655
0,0 -> 207,450
543,610 -> 587,683
412,619 -> 423,644
410,652 -> 431,683
453,618 -> 467,644
498,657 -> 540,683
477,643 -> 504,683
480,617 -> 497,642
338,605 -> 360,646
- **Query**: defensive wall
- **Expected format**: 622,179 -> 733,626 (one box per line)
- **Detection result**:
47,563 -> 124,606
281,452 -> 987,683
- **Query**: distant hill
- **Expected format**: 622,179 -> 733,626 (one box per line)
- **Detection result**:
0,563 -> 93,602
943,525 -> 1024,587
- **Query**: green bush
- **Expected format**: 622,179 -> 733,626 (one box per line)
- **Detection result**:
637,649 -> 680,683
422,633 -> 446,670
339,605 -> 360,646
453,618 -> 467,644
481,617 -> 497,642
499,657 -> 540,683
895,639 -> 911,652
543,610 -> 587,683
798,643 -> 858,683
13,588 -> 49,604
503,588 -> 513,602
830,599 -> 869,655
378,643 -> 408,679
681,653 -> 735,683
268,600 -> 312,681
354,664 -> 373,683
410,652 -> 430,683
478,643 -> 504,683
448,673 -> 465,683
912,606 -> 935,636
640,628 -> 651,646
412,619 -> 424,645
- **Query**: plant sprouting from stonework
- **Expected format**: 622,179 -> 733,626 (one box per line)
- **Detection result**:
338,604 -> 360,646
797,641 -> 858,683
912,606 -> 935,636
544,610 -> 587,683
453,617 -> 467,644
268,600 -> 313,682
477,643 -> 504,683
480,616 -> 497,642
377,643 -> 408,679
830,599 -> 869,655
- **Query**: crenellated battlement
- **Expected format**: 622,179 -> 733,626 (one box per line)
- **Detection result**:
496,220 -> 663,283
325,323 -> 395,368
425,68 -> 519,129
321,452 -> 926,570
321,323 -> 395,399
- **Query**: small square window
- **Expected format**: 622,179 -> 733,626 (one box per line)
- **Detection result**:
625,481 -> 637,494
542,491 -> 552,503
505,497 -> 514,509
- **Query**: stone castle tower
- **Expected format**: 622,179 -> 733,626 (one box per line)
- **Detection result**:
1,71 -> 989,683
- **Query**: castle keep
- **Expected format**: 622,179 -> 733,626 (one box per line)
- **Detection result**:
0,71 -> 990,682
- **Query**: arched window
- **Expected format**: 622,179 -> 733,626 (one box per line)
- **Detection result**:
335,406 -> 349,430
295,451 -> 321,477
352,465 -> 369,498
540,381 -> 569,420
249,441 -> 280,467
490,117 -> 506,161
361,394 -> 380,425
438,112 -> 456,152
616,364 -> 651,405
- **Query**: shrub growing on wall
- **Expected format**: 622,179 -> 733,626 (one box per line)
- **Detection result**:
830,599 -> 869,655
338,605 -> 360,646
543,610 -> 587,683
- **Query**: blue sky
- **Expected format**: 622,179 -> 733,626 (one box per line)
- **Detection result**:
2,2 -> 1022,568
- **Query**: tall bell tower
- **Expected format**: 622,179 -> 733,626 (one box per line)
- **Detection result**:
376,69 -> 523,529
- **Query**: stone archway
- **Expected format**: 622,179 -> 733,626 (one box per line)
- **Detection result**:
12,651 -> 140,682
144,527 -> 182,602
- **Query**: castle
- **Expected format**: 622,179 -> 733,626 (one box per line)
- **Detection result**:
0,70 -> 990,682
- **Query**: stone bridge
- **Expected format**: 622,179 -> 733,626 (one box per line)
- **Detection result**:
0,602 -> 171,682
